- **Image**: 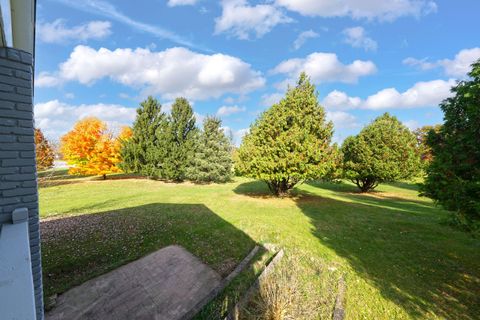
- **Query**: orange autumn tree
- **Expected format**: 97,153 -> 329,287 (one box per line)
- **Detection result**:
61,117 -> 132,179
34,128 -> 55,170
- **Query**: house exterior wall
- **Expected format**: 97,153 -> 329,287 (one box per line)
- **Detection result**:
0,46 -> 43,320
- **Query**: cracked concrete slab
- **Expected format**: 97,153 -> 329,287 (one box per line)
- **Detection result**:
46,245 -> 221,320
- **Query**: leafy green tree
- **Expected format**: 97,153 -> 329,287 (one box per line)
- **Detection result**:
157,97 -> 198,181
187,116 -> 233,183
238,73 -> 336,196
119,96 -> 166,176
342,113 -> 420,192
422,60 -> 480,230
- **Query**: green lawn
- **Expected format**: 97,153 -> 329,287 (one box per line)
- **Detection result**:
39,171 -> 480,319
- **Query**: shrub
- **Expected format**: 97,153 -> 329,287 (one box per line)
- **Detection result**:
342,113 -> 421,192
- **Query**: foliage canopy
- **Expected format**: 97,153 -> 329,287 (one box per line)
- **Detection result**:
342,113 -> 420,192
238,73 -> 336,196
34,128 -> 55,171
61,117 -> 130,179
422,60 -> 480,230
187,116 -> 233,183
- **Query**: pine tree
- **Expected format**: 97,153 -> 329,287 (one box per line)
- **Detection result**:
238,73 -> 336,196
187,116 -> 233,183
119,96 -> 165,176
156,97 -> 198,181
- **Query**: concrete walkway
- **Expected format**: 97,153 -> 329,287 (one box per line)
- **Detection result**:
46,245 -> 221,320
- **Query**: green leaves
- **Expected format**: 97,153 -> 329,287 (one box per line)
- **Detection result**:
422,59 -> 480,231
342,113 -> 421,192
237,73 -> 336,196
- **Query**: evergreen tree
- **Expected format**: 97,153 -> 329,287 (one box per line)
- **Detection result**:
421,60 -> 480,230
119,96 -> 165,176
342,113 -> 421,192
238,73 -> 336,196
157,97 -> 198,181
187,116 -> 233,183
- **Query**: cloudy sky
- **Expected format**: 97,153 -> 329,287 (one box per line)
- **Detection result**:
34,0 -> 480,144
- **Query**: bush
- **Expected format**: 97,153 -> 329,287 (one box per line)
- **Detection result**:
342,113 -> 421,192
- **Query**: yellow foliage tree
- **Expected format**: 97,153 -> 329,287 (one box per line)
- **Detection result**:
61,117 -> 132,179
34,128 -> 55,170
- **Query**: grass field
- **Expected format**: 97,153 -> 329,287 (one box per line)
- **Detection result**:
39,170 -> 480,319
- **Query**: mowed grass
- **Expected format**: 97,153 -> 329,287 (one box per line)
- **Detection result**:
39,170 -> 480,319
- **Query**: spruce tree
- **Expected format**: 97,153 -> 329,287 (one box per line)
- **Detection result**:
119,96 -> 165,176
157,97 -> 198,181
187,116 -> 233,183
238,73 -> 336,196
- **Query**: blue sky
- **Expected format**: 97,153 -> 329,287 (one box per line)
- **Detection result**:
34,0 -> 480,144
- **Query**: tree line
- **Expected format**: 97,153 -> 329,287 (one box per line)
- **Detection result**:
47,97 -> 233,183
36,61 -> 480,231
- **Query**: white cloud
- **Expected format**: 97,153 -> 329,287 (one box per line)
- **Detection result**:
167,0 -> 198,6
403,120 -> 420,131
215,0 -> 292,39
217,105 -> 246,116
34,99 -> 136,139
402,57 -> 437,70
363,79 -> 455,109
403,47 -> 480,77
322,90 -> 362,110
37,19 -> 111,44
261,92 -> 284,106
439,48 -> 480,77
342,26 -> 377,52
271,52 -> 377,85
35,72 -> 62,87
323,79 -> 455,111
54,0 -> 201,49
36,45 -> 265,100
221,126 -> 249,146
275,0 -> 437,21
293,30 -> 319,50
326,111 -> 359,129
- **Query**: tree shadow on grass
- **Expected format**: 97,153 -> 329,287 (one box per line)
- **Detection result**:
38,169 -> 146,188
385,180 -> 421,192
234,180 -> 480,319
41,203 -> 259,318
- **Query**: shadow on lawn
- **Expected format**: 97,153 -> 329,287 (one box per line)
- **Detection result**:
234,180 -> 480,320
38,169 -> 145,188
41,203 -> 258,319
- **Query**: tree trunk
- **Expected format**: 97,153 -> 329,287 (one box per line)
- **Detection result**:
266,178 -> 293,197
102,174 -> 106,180
355,177 -> 378,192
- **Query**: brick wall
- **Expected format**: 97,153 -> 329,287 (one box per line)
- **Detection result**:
0,47 -> 43,319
